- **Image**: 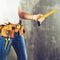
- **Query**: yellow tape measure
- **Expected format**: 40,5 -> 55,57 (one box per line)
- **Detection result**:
17,24 -> 21,29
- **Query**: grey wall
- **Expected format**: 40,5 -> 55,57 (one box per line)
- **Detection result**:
8,0 -> 60,60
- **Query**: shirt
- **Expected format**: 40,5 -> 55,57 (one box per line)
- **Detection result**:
0,0 -> 20,24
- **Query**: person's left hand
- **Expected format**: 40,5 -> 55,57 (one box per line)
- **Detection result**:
33,14 -> 44,21
33,14 -> 45,25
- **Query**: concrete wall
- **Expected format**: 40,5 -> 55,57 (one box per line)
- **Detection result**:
8,0 -> 60,60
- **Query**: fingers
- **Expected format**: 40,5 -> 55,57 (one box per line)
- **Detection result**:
35,14 -> 45,26
33,14 -> 44,21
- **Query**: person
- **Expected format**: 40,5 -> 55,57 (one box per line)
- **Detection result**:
0,0 -> 44,60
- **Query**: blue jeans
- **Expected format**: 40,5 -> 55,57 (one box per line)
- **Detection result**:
12,32 -> 27,60
0,32 -> 27,60
0,36 -> 12,60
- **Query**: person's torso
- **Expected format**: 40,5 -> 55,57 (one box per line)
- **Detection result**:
0,0 -> 20,24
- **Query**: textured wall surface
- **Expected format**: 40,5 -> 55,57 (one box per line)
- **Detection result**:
8,0 -> 60,60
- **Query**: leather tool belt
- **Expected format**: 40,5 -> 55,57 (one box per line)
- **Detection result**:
0,24 -> 25,38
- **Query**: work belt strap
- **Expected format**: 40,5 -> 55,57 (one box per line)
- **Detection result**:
4,37 -> 10,50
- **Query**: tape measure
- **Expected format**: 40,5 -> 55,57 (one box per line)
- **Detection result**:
17,24 -> 21,28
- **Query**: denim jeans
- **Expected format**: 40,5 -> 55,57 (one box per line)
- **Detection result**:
12,32 -> 27,60
0,32 -> 27,60
0,36 -> 12,60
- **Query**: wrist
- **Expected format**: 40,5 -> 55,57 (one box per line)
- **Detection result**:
33,15 -> 37,21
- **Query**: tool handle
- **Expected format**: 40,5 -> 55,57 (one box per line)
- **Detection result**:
37,9 -> 57,26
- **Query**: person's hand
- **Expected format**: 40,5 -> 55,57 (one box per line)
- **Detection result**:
33,14 -> 43,21
33,14 -> 45,24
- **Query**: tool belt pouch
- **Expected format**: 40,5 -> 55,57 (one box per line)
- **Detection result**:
10,30 -> 15,38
